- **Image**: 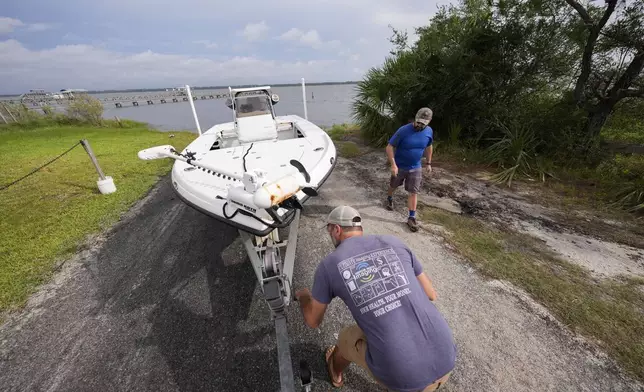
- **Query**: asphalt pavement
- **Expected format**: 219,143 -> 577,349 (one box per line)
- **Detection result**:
0,164 -> 383,392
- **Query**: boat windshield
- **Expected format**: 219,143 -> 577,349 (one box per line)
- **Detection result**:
235,94 -> 272,118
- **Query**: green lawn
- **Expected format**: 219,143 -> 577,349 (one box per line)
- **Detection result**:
0,123 -> 196,315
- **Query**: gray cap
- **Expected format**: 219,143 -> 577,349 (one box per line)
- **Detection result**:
325,205 -> 362,227
415,107 -> 433,125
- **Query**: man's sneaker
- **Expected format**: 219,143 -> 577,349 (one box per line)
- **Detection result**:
386,198 -> 394,210
407,217 -> 419,232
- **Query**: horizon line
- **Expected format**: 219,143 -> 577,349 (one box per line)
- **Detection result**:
0,80 -> 360,97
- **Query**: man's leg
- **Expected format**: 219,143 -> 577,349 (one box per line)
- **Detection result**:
330,325 -> 383,386
404,169 -> 422,232
330,347 -> 351,380
421,371 -> 453,391
386,171 -> 406,210
407,192 -> 418,213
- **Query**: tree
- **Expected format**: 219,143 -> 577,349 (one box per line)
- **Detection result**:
387,25 -> 410,56
353,0 -> 582,148
564,0 -> 644,141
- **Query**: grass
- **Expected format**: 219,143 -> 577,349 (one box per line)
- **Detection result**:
417,204 -> 644,382
602,124 -> 644,144
325,123 -> 370,158
0,122 -> 196,315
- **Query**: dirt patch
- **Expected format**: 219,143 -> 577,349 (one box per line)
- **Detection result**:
517,220 -> 644,278
348,149 -> 644,280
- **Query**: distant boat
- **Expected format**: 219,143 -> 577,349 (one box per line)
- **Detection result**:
56,89 -> 88,99
20,88 -> 87,102
165,87 -> 188,96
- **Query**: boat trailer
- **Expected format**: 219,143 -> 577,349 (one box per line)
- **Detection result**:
238,209 -> 312,391
183,78 -> 315,391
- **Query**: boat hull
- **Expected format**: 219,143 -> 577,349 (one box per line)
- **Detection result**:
169,115 -> 337,236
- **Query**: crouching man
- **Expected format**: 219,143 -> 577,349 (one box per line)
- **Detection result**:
295,205 -> 457,391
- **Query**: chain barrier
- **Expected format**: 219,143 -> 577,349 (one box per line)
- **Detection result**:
0,141 -> 82,191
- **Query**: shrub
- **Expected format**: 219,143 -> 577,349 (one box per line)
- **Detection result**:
65,94 -> 104,125
484,116 -> 542,187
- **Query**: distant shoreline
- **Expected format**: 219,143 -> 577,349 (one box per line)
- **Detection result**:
0,81 -> 358,98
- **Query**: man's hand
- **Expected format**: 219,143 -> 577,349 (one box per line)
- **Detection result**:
423,163 -> 432,174
295,288 -> 311,301
295,288 -> 327,328
391,164 -> 399,178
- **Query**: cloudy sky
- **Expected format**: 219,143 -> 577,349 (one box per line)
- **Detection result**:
0,0 -> 451,94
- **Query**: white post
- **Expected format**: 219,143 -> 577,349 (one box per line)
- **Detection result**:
185,84 -> 202,135
229,86 -> 235,123
301,78 -> 308,120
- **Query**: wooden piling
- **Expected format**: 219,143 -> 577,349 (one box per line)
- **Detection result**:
0,105 -> 8,124
1,103 -> 17,122
80,139 -> 106,181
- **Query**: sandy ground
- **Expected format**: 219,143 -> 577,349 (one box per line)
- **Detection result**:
0,153 -> 642,392
374,152 -> 644,280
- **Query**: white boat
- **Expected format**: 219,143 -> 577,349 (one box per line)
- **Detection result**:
138,79 -> 332,391
138,82 -> 337,237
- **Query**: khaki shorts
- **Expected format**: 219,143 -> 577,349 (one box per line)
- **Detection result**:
337,324 -> 452,392
389,168 -> 422,194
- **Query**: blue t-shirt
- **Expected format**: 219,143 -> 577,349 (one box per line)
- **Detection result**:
388,123 -> 434,170
312,234 -> 457,392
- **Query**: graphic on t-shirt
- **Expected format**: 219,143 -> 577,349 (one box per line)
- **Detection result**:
391,262 -> 403,274
337,247 -> 411,310
362,285 -> 376,301
352,289 -> 364,304
372,281 -> 385,296
396,274 -> 407,286
383,276 -> 398,291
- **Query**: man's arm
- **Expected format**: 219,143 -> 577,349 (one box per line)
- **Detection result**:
296,262 -> 332,328
387,127 -> 405,174
416,272 -> 437,301
408,245 -> 437,301
386,144 -> 396,167
296,289 -> 328,328
424,144 -> 433,164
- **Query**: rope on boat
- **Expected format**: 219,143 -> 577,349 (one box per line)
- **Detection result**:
242,142 -> 254,172
0,141 -> 81,191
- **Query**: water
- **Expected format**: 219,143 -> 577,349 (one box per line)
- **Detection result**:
100,84 -> 358,132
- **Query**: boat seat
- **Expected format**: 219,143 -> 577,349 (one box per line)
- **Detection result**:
236,115 -> 279,144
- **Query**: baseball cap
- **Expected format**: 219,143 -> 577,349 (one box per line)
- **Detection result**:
415,107 -> 433,126
323,205 -> 362,228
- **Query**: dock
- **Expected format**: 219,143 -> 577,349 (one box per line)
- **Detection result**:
0,90 -> 229,112
105,92 -> 228,108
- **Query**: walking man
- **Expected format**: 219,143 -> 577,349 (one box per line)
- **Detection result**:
385,107 -> 434,232
295,206 -> 457,391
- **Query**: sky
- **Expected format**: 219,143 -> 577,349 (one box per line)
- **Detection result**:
0,0 -> 452,94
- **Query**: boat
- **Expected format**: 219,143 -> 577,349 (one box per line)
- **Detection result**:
20,88 -> 87,101
165,87 -> 188,96
57,89 -> 88,99
139,82 -> 337,237
137,79 -> 333,391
